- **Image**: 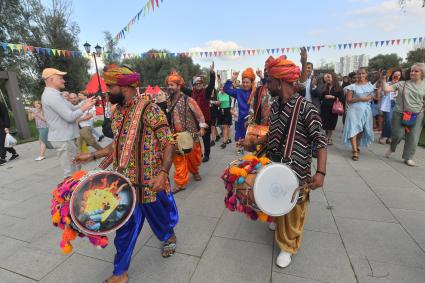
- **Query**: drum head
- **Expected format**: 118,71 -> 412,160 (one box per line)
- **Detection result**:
253,163 -> 299,216
70,171 -> 136,236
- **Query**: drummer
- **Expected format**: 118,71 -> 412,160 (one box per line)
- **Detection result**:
244,48 -> 328,268
75,65 -> 178,283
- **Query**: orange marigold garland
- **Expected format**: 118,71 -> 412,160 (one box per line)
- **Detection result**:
221,154 -> 273,222
51,170 -> 109,254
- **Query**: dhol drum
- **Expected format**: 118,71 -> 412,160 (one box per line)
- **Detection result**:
51,170 -> 136,254
222,155 -> 308,221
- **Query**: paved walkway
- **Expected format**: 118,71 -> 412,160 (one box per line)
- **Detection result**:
1,124 -> 425,282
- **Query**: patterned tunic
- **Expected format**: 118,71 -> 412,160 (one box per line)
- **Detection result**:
267,94 -> 327,184
167,94 -> 205,142
252,86 -> 274,125
110,97 -> 174,203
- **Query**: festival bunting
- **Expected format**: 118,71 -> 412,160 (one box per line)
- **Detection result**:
0,42 -> 83,58
119,36 -> 424,60
107,0 -> 164,47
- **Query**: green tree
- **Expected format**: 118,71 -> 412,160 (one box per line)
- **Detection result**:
103,31 -> 124,66
122,49 -> 203,87
368,53 -> 402,71
404,48 -> 425,67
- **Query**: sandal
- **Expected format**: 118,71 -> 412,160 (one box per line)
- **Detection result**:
327,139 -> 333,145
194,174 -> 202,181
352,151 -> 359,161
172,186 -> 186,194
162,237 -> 177,258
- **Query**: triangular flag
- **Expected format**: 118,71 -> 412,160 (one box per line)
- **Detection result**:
402,39 -> 407,44
266,49 -> 270,54
348,43 -> 352,49
419,37 -> 423,43
338,44 -> 342,49
285,48 -> 289,53
413,38 -> 417,43
396,39 -> 400,45
343,44 -> 347,49
375,41 -> 379,47
8,43 -> 15,51
242,50 -> 246,56
354,43 -> 358,48
52,49 -> 57,56
380,41 -> 385,46
1,42 -> 7,50
385,40 -> 390,46
214,51 -> 218,56
358,43 -> 363,48
238,50 -> 242,56
317,46 -> 321,51
15,44 -> 22,52
247,50 -> 251,55
151,0 -> 155,11
408,38 -> 412,44
391,40 -> 395,45
252,50 -> 256,55
271,48 -> 275,54
209,51 -> 213,57
156,0 -> 159,7
291,48 -> 295,52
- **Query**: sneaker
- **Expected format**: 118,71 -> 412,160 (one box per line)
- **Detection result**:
211,141 -> 215,147
35,156 -> 45,161
276,250 -> 292,268
384,149 -> 393,158
0,159 -> 6,166
405,160 -> 416,166
378,138 -> 386,145
98,135 -> 105,142
386,138 -> 391,144
268,222 -> 276,231
202,156 -> 210,163
220,143 -> 227,149
226,139 -> 232,144
9,154 -> 19,161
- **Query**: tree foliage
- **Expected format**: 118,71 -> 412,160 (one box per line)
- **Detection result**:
368,53 -> 402,71
122,50 -> 204,87
102,31 -> 124,66
0,0 -> 89,101
404,48 -> 425,67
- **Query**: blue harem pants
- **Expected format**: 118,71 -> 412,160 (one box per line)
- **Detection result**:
113,191 -> 179,275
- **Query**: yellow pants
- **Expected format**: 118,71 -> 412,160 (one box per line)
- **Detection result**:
275,200 -> 309,254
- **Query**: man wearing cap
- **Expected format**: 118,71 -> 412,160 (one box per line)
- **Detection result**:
41,68 -> 96,177
182,63 -> 215,162
244,48 -> 328,268
75,65 -> 178,283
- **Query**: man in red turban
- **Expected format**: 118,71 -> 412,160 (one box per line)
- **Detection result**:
245,48 -> 328,269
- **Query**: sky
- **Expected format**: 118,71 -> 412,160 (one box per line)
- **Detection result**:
66,0 -> 425,72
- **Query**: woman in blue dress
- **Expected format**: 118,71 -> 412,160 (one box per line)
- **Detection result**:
342,67 -> 375,160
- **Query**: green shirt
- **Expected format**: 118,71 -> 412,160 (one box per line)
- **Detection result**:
217,91 -> 231,109
393,80 -> 425,113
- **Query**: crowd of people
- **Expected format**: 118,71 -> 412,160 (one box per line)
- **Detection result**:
2,46 -> 422,282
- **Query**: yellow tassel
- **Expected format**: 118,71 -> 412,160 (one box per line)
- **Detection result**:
258,212 -> 268,222
52,211 -> 60,224
62,243 -> 73,254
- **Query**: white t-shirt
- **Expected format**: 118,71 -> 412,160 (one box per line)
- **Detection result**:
79,106 -> 96,128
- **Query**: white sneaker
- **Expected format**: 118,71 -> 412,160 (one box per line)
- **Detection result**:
384,149 -> 393,158
268,222 -> 276,231
276,250 -> 292,268
35,156 -> 45,161
405,160 -> 416,166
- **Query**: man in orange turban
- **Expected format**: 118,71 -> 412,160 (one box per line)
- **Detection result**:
245,48 -> 328,269
165,71 -> 208,192
223,67 -> 256,155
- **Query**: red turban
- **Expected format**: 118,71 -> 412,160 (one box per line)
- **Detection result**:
242,67 -> 256,81
165,71 -> 185,86
265,56 -> 301,83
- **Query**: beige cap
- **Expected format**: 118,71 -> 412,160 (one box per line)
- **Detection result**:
42,68 -> 67,80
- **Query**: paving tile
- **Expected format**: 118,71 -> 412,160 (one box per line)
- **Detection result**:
190,236 -> 272,283
147,213 -> 218,256
40,253 -> 111,283
350,256 -> 425,283
325,191 -> 395,222
272,272 -> 325,283
390,208 -> 425,250
273,230 -> 356,283
0,269 -> 35,283
335,217 -> 425,269
213,210 -> 273,245
129,246 -> 199,283
304,201 -> 338,234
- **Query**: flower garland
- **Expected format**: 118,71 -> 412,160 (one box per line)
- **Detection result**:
51,170 -> 108,254
221,154 -> 274,222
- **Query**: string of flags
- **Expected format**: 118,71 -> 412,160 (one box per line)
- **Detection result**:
0,42 -> 84,58
107,0 -> 164,47
119,36 -> 424,60
2,36 -> 423,60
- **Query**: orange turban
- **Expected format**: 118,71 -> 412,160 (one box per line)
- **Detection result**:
242,67 -> 256,81
265,56 -> 301,83
165,71 -> 185,86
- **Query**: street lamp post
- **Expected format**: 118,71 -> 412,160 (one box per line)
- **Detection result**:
84,42 -> 105,118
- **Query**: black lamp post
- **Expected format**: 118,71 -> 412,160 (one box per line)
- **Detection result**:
84,42 -> 105,118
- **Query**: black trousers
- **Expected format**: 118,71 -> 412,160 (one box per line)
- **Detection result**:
0,129 -> 17,160
202,122 -> 212,158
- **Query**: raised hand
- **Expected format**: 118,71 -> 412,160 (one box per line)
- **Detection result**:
256,68 -> 263,79
210,61 -> 215,74
300,47 -> 307,65
232,71 -> 240,81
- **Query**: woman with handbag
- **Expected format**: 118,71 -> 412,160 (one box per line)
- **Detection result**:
342,68 -> 375,161
382,63 -> 425,166
319,73 -> 343,145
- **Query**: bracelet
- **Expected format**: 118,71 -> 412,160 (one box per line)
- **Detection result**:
160,169 -> 169,176
316,170 -> 326,176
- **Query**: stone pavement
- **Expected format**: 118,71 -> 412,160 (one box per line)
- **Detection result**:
1,124 -> 425,282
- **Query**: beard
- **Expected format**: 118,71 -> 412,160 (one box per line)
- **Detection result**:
108,92 -> 125,106
269,89 -> 280,97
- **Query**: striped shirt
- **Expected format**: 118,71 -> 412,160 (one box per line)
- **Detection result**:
267,93 -> 327,184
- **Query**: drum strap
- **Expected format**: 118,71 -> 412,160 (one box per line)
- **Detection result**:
276,96 -> 303,162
